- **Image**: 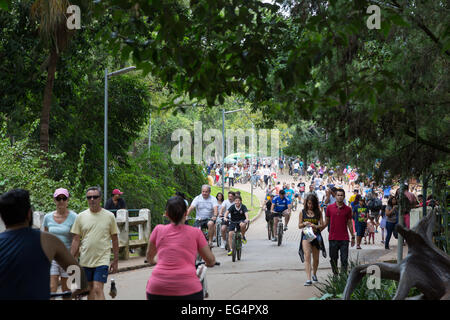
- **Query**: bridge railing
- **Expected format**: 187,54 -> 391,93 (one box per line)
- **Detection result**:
114,209 -> 151,260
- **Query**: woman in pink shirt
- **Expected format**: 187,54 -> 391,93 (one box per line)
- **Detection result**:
146,196 -> 216,300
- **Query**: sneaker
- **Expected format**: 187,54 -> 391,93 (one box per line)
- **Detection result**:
242,237 -> 247,244
220,243 -> 226,249
381,240 -> 385,244
312,275 -> 318,283
385,246 -> 390,250
284,226 -> 288,231
227,250 -> 233,256
304,280 -> 312,286
271,236 -> 278,242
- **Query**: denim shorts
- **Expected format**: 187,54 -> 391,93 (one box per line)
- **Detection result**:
83,265 -> 109,283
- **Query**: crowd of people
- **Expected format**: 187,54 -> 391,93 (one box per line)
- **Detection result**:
0,156 -> 437,299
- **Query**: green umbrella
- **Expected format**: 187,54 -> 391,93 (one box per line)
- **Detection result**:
225,152 -> 245,160
224,158 -> 237,164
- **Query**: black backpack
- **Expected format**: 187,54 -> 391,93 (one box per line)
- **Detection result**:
369,198 -> 382,212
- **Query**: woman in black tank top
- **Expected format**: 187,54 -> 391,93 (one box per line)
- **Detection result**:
298,194 -> 325,286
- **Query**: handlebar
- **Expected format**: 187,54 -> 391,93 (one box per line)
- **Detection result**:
196,261 -> 221,268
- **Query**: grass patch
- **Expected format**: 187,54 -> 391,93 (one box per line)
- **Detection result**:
210,186 -> 262,220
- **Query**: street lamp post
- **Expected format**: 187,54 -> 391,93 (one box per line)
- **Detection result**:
221,108 -> 244,196
104,66 -> 136,205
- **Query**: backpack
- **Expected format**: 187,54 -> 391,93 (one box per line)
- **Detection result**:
368,198 -> 382,212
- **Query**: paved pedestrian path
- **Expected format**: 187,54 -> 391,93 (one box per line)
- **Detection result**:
109,173 -> 407,300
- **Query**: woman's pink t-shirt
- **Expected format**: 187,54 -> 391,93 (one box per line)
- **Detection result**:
146,223 -> 208,296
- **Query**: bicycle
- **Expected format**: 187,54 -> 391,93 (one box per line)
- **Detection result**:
272,211 -> 284,246
195,219 -> 211,264
215,217 -> 222,248
230,221 -> 249,262
196,261 -> 220,299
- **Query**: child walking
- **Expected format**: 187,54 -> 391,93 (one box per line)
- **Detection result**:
367,216 -> 376,244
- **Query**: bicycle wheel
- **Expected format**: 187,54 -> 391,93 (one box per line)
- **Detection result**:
237,233 -> 242,261
216,223 -> 221,248
267,220 -> 273,240
278,223 -> 283,246
232,233 -> 237,262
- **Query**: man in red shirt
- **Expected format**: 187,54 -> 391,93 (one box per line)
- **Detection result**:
325,189 -> 355,275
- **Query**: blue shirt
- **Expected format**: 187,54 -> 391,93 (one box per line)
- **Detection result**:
43,211 -> 77,250
285,189 -> 295,202
272,196 -> 291,212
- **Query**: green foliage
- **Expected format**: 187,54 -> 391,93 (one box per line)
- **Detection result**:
0,119 -> 86,213
108,145 -> 207,228
312,260 -> 421,300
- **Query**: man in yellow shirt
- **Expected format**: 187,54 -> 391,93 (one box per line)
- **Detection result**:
348,189 -> 359,207
71,187 -> 119,300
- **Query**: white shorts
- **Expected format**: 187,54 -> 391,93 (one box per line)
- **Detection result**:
50,260 -> 69,278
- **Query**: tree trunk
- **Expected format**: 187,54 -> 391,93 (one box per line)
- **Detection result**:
40,49 -> 59,154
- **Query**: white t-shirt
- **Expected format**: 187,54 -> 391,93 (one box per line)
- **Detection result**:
228,168 -> 235,178
191,195 -> 218,220
221,199 -> 235,218
294,163 -> 300,170
263,168 -> 271,176
315,177 -> 323,188
316,190 -> 326,202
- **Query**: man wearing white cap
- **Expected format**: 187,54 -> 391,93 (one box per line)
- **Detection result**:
105,189 -> 127,216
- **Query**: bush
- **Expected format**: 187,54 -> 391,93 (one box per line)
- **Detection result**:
0,120 -> 87,213
109,145 -> 206,228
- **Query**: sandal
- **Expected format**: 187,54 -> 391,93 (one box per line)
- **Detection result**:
356,245 -> 362,249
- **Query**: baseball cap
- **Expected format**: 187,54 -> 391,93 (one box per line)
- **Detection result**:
112,189 -> 123,195
53,188 -> 69,198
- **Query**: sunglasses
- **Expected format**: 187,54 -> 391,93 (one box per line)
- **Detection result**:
55,196 -> 68,201
86,195 -> 101,200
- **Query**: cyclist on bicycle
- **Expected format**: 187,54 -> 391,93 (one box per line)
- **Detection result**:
219,191 -> 236,249
224,196 -> 249,256
270,190 -> 291,241
146,196 -> 216,300
187,185 -> 219,247
264,194 -> 274,222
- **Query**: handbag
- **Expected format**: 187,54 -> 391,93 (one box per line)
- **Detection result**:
303,226 -> 317,242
